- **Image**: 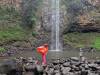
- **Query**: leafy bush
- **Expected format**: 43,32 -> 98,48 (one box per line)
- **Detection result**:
0,47 -> 6,52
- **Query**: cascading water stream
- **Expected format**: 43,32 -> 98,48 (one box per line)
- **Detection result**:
50,0 -> 61,51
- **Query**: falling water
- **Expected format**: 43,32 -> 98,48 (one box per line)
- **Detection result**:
50,0 -> 61,51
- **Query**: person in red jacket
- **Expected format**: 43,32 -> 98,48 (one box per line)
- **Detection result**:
37,44 -> 48,64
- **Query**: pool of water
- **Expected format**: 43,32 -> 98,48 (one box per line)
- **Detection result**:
0,50 -> 100,62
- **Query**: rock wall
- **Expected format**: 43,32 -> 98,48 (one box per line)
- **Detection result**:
0,0 -> 99,33
0,0 -> 22,10
63,0 -> 100,33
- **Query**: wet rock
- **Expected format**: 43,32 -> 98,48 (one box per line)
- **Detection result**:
1,57 -> 100,75
62,67 -> 71,74
55,72 -> 61,75
63,62 -> 70,67
95,60 -> 100,65
36,64 -> 44,72
54,70 -> 61,75
24,63 -> 36,71
81,70 -> 88,75
74,67 -> 80,71
54,65 -> 60,70
48,63 -> 54,68
47,68 -> 54,75
59,59 -> 66,64
27,57 -> 35,63
88,64 -> 98,71
68,72 -> 74,75
70,57 -> 79,62
52,59 -> 60,65
84,64 -> 89,70
75,62 -> 82,67
96,66 -> 100,70
22,58 -> 28,64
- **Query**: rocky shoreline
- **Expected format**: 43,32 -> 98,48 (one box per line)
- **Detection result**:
0,57 -> 100,75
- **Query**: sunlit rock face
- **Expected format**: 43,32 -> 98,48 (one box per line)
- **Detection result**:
77,13 -> 100,32
63,0 -> 100,33
73,10 -> 100,32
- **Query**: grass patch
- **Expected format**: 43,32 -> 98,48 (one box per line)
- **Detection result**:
0,25 -> 27,45
64,32 -> 100,49
93,37 -> 100,50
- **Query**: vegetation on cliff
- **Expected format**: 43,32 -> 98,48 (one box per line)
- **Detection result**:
0,0 -> 100,51
64,32 -> 100,50
62,0 -> 100,50
0,1 -> 41,48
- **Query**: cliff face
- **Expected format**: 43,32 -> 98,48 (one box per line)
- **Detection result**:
77,12 -> 100,32
63,0 -> 100,32
0,0 -> 100,33
37,0 -> 100,33
0,0 -> 22,10
77,0 -> 100,32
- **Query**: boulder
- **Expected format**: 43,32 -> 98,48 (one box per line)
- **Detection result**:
80,70 -> 88,75
95,60 -> 100,65
70,57 -> 79,62
0,59 -> 17,74
62,67 -> 71,74
63,62 -> 70,67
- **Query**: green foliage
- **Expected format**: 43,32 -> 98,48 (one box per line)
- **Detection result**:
0,5 -> 27,45
93,37 -> 100,50
0,25 -> 26,44
64,32 -> 100,49
32,31 -> 37,37
0,47 -> 6,52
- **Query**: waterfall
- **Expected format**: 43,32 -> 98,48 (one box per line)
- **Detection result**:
50,0 -> 61,51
